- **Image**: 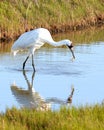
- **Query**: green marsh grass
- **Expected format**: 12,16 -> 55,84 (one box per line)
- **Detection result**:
0,0 -> 104,40
0,104 -> 104,130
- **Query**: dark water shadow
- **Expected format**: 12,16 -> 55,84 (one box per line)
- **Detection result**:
6,61 -> 82,77
9,68 -> 32,72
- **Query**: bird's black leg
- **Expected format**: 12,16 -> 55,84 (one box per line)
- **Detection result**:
32,54 -> 35,72
23,56 -> 29,70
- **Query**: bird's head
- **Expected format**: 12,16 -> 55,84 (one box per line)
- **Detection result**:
65,40 -> 75,59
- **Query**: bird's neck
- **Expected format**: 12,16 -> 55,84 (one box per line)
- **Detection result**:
43,39 -> 66,47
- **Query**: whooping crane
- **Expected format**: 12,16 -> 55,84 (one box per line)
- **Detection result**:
11,28 -> 75,71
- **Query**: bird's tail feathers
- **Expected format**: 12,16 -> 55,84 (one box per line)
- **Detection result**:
11,50 -> 18,56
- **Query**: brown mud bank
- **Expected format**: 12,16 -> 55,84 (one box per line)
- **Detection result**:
0,15 -> 104,43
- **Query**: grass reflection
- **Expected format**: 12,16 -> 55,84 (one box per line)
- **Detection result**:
0,26 -> 104,52
0,42 -> 13,53
53,26 -> 104,45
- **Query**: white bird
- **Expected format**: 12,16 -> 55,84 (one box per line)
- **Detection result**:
11,28 -> 75,71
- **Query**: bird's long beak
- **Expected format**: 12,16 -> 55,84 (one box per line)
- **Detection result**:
67,44 -> 75,59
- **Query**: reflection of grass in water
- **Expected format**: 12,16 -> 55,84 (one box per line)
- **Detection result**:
0,42 -> 13,53
0,104 -> 104,129
53,26 -> 104,45
0,27 -> 104,53
44,27 -> 104,48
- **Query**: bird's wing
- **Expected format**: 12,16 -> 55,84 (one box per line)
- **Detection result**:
12,31 -> 38,50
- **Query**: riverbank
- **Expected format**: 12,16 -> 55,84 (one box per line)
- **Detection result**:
0,104 -> 104,130
0,0 -> 104,42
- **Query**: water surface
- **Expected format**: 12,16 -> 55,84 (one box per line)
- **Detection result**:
0,28 -> 104,112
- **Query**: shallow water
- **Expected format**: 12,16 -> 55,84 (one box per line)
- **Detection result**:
0,28 -> 104,112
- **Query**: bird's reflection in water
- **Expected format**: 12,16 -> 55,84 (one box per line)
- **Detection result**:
11,71 -> 75,111
11,70 -> 51,111
46,86 -> 74,106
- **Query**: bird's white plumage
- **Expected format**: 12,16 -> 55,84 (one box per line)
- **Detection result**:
11,28 -> 72,55
12,28 -> 52,55
11,28 -> 74,71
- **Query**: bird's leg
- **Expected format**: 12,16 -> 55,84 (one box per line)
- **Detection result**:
32,54 -> 35,72
23,55 -> 29,70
